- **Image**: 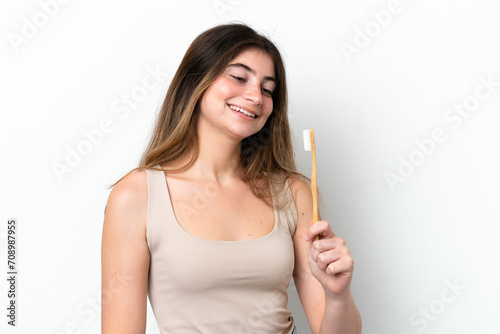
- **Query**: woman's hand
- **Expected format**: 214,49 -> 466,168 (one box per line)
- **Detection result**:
305,219 -> 354,300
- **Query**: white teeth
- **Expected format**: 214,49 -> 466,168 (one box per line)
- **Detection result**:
228,104 -> 256,118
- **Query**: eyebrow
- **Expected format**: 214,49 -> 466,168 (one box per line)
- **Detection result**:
226,63 -> 276,84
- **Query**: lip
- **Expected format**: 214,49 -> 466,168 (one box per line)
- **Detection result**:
227,103 -> 260,118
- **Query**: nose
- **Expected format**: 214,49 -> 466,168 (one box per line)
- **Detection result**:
242,84 -> 262,105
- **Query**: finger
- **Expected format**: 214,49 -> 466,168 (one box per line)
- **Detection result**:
315,248 -> 343,272
307,220 -> 335,240
310,237 -> 344,262
311,236 -> 347,255
325,256 -> 354,276
309,237 -> 346,263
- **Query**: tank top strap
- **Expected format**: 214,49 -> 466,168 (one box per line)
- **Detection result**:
145,165 -> 176,253
270,175 -> 299,237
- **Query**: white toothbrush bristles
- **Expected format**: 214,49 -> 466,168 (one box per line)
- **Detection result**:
303,129 -> 312,152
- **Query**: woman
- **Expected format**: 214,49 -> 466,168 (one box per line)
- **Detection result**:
101,23 -> 361,333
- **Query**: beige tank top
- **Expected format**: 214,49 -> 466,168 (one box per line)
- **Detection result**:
145,165 -> 298,333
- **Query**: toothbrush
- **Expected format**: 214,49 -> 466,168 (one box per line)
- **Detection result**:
303,129 -> 319,241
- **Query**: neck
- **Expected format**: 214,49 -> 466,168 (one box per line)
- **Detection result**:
186,120 -> 244,183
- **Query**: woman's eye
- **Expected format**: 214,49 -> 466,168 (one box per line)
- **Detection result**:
230,75 -> 245,82
262,88 -> 274,97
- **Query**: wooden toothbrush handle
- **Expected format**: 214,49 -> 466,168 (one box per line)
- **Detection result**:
310,129 -> 320,241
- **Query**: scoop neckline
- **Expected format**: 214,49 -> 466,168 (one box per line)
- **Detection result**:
156,165 -> 278,243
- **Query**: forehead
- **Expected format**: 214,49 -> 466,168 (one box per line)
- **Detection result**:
228,48 -> 275,77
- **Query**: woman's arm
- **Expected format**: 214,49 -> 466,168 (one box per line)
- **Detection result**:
289,177 -> 362,334
101,171 -> 150,334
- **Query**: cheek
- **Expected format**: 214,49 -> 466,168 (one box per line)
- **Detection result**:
219,80 -> 240,97
214,77 -> 237,93
199,93 -> 211,115
201,82 -> 229,112
263,99 -> 274,117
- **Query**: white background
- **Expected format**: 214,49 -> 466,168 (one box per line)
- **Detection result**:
1,0 -> 499,333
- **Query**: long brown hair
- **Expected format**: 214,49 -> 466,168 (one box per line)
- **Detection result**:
108,23 -> 309,208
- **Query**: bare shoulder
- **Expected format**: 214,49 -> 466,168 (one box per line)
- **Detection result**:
104,170 -> 148,231
287,175 -> 313,213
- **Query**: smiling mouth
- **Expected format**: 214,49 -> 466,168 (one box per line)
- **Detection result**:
227,104 -> 257,118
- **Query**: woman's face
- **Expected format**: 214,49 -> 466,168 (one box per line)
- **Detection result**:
199,48 -> 276,141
